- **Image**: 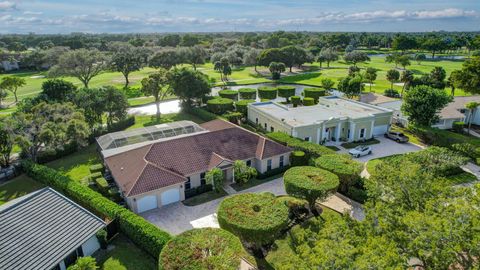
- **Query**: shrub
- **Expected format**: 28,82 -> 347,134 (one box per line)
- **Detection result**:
258,86 -> 277,100
206,168 -> 223,193
303,88 -> 325,103
218,89 -> 238,100
408,125 -> 480,149
223,112 -> 242,123
233,160 -> 257,184
235,99 -> 255,115
95,177 -> 109,194
257,166 -> 290,179
291,96 -> 301,107
346,186 -> 368,203
451,143 -> 480,160
89,172 -> 102,180
277,86 -> 296,102
21,161 -> 171,257
217,193 -> 289,247
36,142 -> 77,164
384,88 -> 400,98
266,132 -> 334,158
452,121 -> 465,133
186,107 -> 218,121
283,166 -> 339,213
89,164 -> 104,174
314,154 -> 363,193
238,88 -> 257,100
159,228 -> 252,270
67,256 -> 97,270
303,97 -> 315,106
290,151 -> 308,166
277,196 -> 310,222
206,98 -> 234,115
96,229 -> 108,249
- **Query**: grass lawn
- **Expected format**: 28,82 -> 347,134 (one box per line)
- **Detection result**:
96,234 -> 156,270
46,144 -> 100,183
182,188 -> 228,206
0,174 -> 44,205
390,125 -> 426,146
340,138 -> 381,149
230,173 -> 284,192
128,112 -> 206,130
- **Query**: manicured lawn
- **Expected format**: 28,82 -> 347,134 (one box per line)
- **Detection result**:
96,234 -> 156,270
390,125 -> 425,146
340,138 -> 381,149
46,144 -> 100,183
182,188 -> 228,206
0,174 -> 44,205
128,112 -> 206,130
230,173 -> 284,192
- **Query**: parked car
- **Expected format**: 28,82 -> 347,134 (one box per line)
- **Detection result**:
384,131 -> 409,143
348,145 -> 372,158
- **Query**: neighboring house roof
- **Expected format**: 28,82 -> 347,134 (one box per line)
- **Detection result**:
439,96 -> 480,120
105,120 -> 291,197
0,188 -> 105,270
360,92 -> 399,105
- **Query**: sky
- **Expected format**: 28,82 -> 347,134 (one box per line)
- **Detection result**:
0,0 -> 479,33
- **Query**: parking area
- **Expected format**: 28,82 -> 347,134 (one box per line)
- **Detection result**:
338,136 -> 423,162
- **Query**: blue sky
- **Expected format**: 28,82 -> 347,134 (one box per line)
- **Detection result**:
0,0 -> 479,33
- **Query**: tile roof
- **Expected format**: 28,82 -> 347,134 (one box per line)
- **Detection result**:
105,120 -> 291,196
0,188 -> 105,270
439,96 -> 480,119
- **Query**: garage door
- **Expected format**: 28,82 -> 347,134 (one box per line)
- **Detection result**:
373,125 -> 389,136
137,195 -> 157,213
161,188 -> 180,206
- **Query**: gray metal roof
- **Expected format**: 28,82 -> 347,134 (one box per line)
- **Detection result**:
0,187 -> 106,270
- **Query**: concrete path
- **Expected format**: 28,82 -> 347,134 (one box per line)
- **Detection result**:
464,128 -> 480,138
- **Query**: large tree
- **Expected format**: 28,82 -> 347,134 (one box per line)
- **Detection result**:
401,85 -> 452,126
169,67 -> 211,107
40,79 -> 77,102
400,70 -> 414,97
242,48 -> 261,72
386,69 -> 400,90
338,76 -> 364,98
73,87 -> 106,130
109,43 -> 146,88
0,117 -> 16,167
101,86 -> 129,128
466,101 -> 480,134
50,48 -> 108,88
343,51 -> 370,67
280,45 -> 309,72
364,67 -> 377,92
140,69 -> 173,122
269,62 -> 286,80
182,45 -> 207,70
317,47 -> 339,68
14,102 -> 90,162
454,56 -> 480,95
0,76 -> 26,103
149,49 -> 181,70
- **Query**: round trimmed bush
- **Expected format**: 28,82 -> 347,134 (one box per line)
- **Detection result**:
303,87 -> 325,103
206,98 -> 234,115
277,86 -> 296,102
284,166 -> 339,212
314,154 -> 363,193
238,88 -> 257,100
218,89 -> 238,100
235,99 -> 255,115
160,228 -> 250,270
303,97 -> 315,106
291,96 -> 301,107
290,150 -> 308,166
217,193 -> 289,247
257,86 -> 277,100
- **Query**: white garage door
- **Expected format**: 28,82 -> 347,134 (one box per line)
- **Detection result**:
137,195 -> 157,213
161,188 -> 180,206
373,125 -> 389,136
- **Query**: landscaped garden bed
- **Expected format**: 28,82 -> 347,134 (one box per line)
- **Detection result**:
340,138 -> 381,149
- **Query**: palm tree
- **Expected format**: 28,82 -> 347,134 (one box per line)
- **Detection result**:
214,61 -> 223,81
466,101 -> 480,135
400,70 -> 414,98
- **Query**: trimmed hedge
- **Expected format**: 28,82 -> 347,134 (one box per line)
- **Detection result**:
290,150 -> 308,166
223,112 -> 242,123
21,161 -> 171,257
238,88 -> 257,100
159,228 -> 251,270
235,99 -> 255,115
303,97 -> 315,106
291,96 -> 301,107
89,164 -> 104,174
277,86 -> 296,101
452,121 -> 465,133
187,107 -> 218,121
218,89 -> 238,100
258,86 -> 277,100
266,132 -> 335,158
37,142 -> 77,164
95,177 -> 109,194
217,193 -> 289,246
207,98 -> 234,115
314,154 -> 363,193
303,88 -> 325,103
283,166 -> 339,209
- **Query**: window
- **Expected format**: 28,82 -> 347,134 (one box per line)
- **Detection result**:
264,123 -> 267,129
267,159 -> 272,171
279,156 -> 284,167
270,126 -> 274,132
255,118 -> 258,124
304,137 -> 310,142
64,250 -> 79,268
360,128 -> 365,138
200,173 -> 206,185
185,177 -> 191,190
246,160 -> 252,167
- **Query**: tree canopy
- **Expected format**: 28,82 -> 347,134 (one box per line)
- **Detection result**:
402,85 -> 452,126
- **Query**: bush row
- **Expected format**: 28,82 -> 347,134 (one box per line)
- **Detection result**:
303,88 -> 325,103
186,107 -> 218,121
235,99 -> 255,115
206,98 -> 234,114
266,132 -> 335,159
218,89 -> 238,100
238,88 -> 257,99
21,161 -> 171,257
258,86 -> 277,100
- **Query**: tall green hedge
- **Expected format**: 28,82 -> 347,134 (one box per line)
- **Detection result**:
217,193 -> 289,246
290,150 -> 308,166
21,161 -> 171,258
258,86 -> 277,100
277,86 -> 296,102
218,89 -> 238,100
303,97 -> 315,106
303,88 -> 325,103
206,98 -> 234,115
159,228 -> 252,270
238,88 -> 257,100
291,96 -> 301,107
186,107 -> 218,121
266,132 -> 335,158
314,154 -> 363,193
235,99 -> 255,115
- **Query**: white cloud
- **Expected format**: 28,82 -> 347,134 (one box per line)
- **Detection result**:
23,11 -> 43,15
0,1 -> 16,10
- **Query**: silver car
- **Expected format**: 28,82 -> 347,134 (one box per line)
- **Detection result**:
348,145 -> 372,158
384,131 -> 409,143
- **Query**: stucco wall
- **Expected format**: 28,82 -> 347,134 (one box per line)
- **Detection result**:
257,153 -> 291,173
248,106 -> 291,133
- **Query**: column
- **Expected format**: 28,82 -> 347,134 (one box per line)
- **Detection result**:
316,127 -> 321,144
336,122 -> 342,142
349,122 -> 356,142
369,120 -> 375,139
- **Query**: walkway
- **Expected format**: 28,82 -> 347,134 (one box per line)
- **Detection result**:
464,128 -> 480,138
